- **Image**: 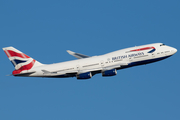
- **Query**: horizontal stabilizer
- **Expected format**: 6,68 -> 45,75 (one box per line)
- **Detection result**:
67,50 -> 90,59
6,74 -> 13,76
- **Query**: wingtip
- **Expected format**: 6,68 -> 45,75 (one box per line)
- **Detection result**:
67,50 -> 75,55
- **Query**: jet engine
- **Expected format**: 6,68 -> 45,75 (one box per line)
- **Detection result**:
102,69 -> 117,76
76,72 -> 92,79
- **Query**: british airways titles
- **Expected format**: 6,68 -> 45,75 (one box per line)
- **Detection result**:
112,52 -> 144,61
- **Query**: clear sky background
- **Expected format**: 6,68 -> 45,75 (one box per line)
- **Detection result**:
0,0 -> 180,120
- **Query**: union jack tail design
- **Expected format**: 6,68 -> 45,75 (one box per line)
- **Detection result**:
2,47 -> 43,75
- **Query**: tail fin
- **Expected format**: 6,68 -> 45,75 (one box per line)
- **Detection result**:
2,46 -> 43,75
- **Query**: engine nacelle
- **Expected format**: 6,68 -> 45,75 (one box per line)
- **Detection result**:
76,72 -> 92,79
102,69 -> 117,76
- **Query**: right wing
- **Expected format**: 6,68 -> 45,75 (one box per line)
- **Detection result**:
67,50 -> 90,59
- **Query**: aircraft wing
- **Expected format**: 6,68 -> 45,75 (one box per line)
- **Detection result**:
80,62 -> 128,73
67,50 -> 90,59
41,62 -> 128,77
42,69 -> 77,77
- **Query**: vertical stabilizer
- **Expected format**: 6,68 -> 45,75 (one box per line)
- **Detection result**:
2,47 -> 43,75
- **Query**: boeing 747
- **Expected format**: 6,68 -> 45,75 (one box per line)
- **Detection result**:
2,43 -> 177,79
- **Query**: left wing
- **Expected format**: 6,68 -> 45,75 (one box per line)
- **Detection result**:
41,62 -> 128,78
79,62 -> 128,73
67,50 -> 90,59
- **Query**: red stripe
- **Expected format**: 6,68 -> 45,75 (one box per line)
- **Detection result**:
7,50 -> 30,58
130,47 -> 155,52
12,59 -> 36,75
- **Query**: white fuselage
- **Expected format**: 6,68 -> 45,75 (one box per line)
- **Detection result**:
29,43 -> 177,78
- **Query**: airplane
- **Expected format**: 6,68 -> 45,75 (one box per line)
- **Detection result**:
2,43 -> 177,79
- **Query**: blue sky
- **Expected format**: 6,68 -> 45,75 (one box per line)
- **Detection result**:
0,0 -> 180,120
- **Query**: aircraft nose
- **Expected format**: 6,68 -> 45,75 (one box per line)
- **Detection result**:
175,48 -> 177,53
172,48 -> 177,54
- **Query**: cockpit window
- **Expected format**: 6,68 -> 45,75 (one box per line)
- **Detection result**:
160,44 -> 166,46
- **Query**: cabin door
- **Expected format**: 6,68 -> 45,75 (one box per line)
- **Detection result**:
100,60 -> 104,67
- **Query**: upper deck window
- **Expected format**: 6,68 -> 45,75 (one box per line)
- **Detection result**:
160,44 -> 166,46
